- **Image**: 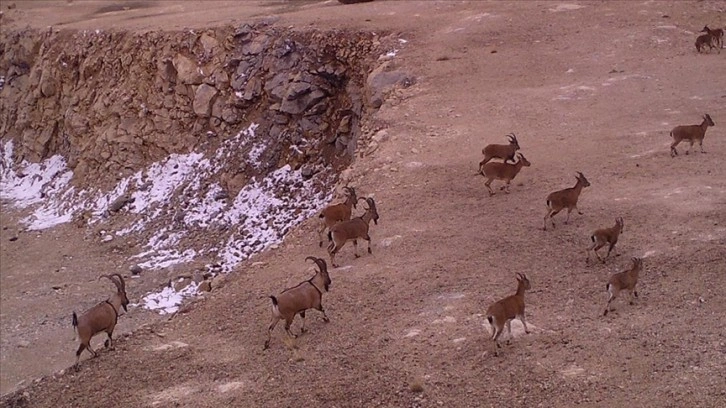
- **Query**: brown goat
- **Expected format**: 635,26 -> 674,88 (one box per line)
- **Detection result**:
701,25 -> 723,51
670,114 -> 715,157
543,172 -> 591,230
318,186 -> 358,247
479,133 -> 520,169
587,217 -> 625,264
72,274 -> 129,367
264,257 -> 331,350
327,197 -> 379,267
695,33 -> 715,53
480,153 -> 531,195
603,257 -> 643,316
486,273 -> 531,355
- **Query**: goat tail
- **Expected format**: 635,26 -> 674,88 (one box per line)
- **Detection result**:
318,212 -> 324,218
591,235 -> 596,243
327,230 -> 333,242
72,312 -> 78,341
269,295 -> 278,306
487,315 -> 493,324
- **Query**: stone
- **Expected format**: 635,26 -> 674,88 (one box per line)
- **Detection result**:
242,35 -> 270,55
198,281 -> 212,292
130,265 -> 142,275
173,54 -> 204,85
366,62 -> 414,109
280,89 -> 326,115
173,277 -> 193,292
193,84 -> 218,117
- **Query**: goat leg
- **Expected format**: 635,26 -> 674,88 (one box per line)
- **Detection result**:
319,305 -> 330,323
353,240 -> 360,258
264,317 -> 280,349
299,311 -> 306,334
366,235 -> 372,254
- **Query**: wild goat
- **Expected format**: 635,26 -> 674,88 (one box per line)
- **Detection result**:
72,274 -> 129,367
695,33 -> 715,53
318,186 -> 358,247
603,257 -> 643,316
480,153 -> 531,196
701,25 -> 723,51
670,114 -> 715,157
543,172 -> 591,230
264,257 -> 331,350
486,273 -> 531,355
327,197 -> 379,267
587,217 -> 625,264
479,133 -> 520,170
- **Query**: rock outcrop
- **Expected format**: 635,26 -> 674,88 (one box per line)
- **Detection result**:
0,24 -> 388,186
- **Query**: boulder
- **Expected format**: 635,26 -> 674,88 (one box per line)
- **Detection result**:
193,84 -> 218,117
173,54 -> 204,85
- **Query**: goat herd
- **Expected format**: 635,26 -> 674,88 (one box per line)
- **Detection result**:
71,110 -> 717,364
696,25 -> 724,54
69,27 -> 721,365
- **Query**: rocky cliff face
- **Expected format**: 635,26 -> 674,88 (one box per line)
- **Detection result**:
0,23 -> 382,191
0,23 -> 410,307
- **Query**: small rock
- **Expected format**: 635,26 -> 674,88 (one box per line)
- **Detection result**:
198,281 -> 212,292
17,340 -> 30,348
9,236 -> 18,242
130,265 -> 142,275
101,235 -> 113,243
173,277 -> 192,292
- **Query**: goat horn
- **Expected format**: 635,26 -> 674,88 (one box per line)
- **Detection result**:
99,274 -> 123,293
305,256 -> 328,274
112,273 -> 126,292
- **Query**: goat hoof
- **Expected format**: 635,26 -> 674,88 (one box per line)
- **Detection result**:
629,301 -> 634,305
323,317 -> 330,323
263,343 -> 270,350
354,254 -> 360,258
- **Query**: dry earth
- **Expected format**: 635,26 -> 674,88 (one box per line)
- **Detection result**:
2,1 -> 726,407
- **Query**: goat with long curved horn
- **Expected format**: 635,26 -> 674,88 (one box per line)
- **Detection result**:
72,273 -> 130,368
264,257 -> 332,350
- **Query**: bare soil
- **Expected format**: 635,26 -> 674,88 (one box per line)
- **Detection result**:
2,1 -> 726,407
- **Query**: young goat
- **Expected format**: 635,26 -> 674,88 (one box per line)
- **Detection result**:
701,25 -> 723,51
486,273 -> 531,355
327,197 -> 379,267
587,217 -> 625,264
264,257 -> 331,350
72,274 -> 129,368
318,186 -> 358,247
695,33 -> 715,53
670,114 -> 715,157
603,257 -> 643,316
479,133 -> 520,169
480,153 -> 531,196
543,172 -> 591,230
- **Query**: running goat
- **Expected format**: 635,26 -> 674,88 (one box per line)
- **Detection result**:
543,172 -> 591,230
486,273 -> 531,356
479,133 -> 521,170
327,197 -> 379,267
603,257 -> 643,316
317,186 -> 358,247
480,153 -> 531,195
264,257 -> 331,350
587,217 -> 625,264
670,114 -> 715,157
72,274 -> 129,368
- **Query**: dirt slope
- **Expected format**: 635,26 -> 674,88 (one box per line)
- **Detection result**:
2,1 -> 726,407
